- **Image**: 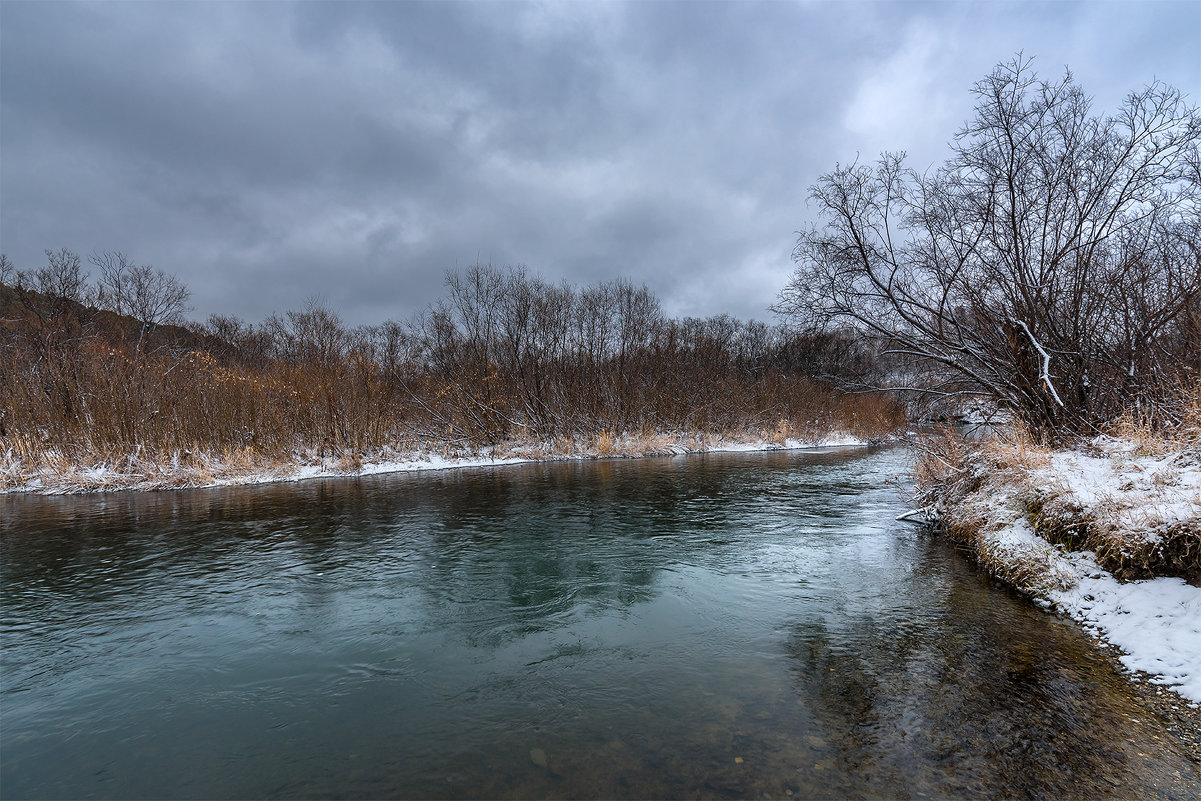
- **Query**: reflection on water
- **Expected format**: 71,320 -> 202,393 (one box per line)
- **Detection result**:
2,448 -> 1198,799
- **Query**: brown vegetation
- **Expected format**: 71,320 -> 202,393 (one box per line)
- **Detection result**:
1,258 -> 904,491
914,390 -> 1201,588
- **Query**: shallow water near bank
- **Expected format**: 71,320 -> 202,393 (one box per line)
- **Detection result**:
2,447 -> 1198,799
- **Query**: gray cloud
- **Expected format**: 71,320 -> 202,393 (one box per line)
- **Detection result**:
2,0 -> 1198,326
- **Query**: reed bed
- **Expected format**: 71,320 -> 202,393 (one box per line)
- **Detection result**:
1,269 -> 905,493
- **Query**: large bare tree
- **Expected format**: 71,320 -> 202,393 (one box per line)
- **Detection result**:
775,57 -> 1200,439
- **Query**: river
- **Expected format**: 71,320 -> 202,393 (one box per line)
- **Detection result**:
2,447 -> 1197,798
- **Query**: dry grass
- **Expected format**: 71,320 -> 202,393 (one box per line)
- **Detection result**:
835,391 -> 909,444
1101,379 -> 1201,458
593,430 -> 620,458
0,441 -> 305,493
335,450 -> 364,474
1,421 -> 890,495
916,398 -> 1201,591
911,428 -> 983,515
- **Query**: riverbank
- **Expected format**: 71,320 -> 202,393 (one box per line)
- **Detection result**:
914,430 -> 1201,709
0,429 -> 874,495
1088,630 -> 1201,762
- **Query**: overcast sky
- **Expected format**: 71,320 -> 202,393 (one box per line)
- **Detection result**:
2,1 -> 1198,326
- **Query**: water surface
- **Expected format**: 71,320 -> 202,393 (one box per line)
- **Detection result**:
2,448 -> 1198,798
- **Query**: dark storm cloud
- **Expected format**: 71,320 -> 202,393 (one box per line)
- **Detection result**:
2,1 -> 1198,326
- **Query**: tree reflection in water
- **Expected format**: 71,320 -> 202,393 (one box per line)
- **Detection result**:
3,448 -> 1198,799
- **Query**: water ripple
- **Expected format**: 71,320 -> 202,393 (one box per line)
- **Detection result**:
2,447 -> 1198,799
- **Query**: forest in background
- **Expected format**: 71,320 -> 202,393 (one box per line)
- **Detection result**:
0,254 -> 903,482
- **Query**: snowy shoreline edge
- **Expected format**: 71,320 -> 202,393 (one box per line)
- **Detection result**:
916,434 -> 1201,707
0,432 -> 873,497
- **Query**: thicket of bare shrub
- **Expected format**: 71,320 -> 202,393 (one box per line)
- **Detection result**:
1,257 -> 903,483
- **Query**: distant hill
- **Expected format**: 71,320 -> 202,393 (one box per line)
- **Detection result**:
0,283 -> 226,357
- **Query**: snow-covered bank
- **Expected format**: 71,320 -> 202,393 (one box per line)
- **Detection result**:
917,433 -> 1201,703
1050,552 -> 1200,703
0,431 -> 873,496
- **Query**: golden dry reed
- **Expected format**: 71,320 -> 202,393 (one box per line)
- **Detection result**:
1,265 -> 905,485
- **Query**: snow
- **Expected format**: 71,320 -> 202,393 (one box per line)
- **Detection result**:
255,434 -> 869,485
1031,440 -> 1201,538
1014,318 -> 1065,408
0,432 -> 871,495
1050,550 -> 1201,703
288,452 -> 534,482
943,434 -> 1201,704
703,433 -> 867,453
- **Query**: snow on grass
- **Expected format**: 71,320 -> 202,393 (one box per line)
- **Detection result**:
0,431 -> 871,495
707,432 -> 868,452
287,451 -> 536,483
978,528 -> 1201,705
920,432 -> 1201,703
986,515 -> 1201,704
1032,438 -> 1201,545
259,433 -> 870,485
977,516 -> 1078,593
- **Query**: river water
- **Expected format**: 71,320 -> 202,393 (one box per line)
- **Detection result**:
2,447 -> 1198,799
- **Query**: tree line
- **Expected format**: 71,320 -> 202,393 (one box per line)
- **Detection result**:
10,57 -> 1176,460
1,256 -> 902,467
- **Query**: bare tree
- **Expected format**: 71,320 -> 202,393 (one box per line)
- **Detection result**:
285,297 -> 348,367
775,56 -> 1201,439
0,254 -> 16,288
92,251 -> 192,349
34,249 -> 91,305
